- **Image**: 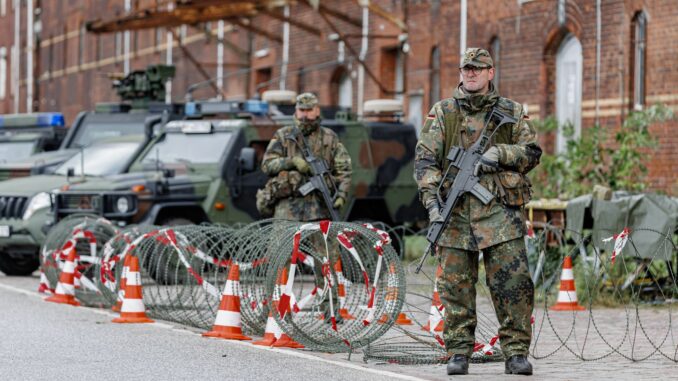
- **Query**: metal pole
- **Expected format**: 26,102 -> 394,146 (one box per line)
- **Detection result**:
165,1 -> 174,103
279,5 -> 289,90
124,0 -> 131,74
13,0 -> 20,113
357,3 -> 368,116
217,20 -> 224,99
26,0 -> 33,111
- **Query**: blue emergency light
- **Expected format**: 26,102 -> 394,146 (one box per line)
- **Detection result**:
0,112 -> 65,128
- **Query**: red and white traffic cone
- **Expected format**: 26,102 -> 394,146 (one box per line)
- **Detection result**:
112,255 -> 131,312
252,309 -> 282,346
203,264 -> 251,340
422,265 -> 444,332
112,255 -> 154,323
550,256 -> 586,311
38,268 -> 53,294
270,268 -> 303,348
378,264 -> 412,325
334,258 -> 355,320
45,245 -> 80,306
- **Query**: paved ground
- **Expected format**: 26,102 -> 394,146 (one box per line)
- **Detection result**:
1,273 -> 677,380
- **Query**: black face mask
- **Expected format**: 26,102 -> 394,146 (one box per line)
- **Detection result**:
297,116 -> 321,135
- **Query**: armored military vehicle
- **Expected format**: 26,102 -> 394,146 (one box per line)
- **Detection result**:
0,65 -> 184,275
0,113 -> 67,177
53,92 -> 426,232
0,65 -> 181,181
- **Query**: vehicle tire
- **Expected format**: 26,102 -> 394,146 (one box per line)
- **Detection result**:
145,217 -> 193,285
0,253 -> 40,276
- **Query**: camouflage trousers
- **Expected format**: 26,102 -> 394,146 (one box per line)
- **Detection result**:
438,237 -> 534,358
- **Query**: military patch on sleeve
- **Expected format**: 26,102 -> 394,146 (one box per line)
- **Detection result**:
426,114 -> 435,120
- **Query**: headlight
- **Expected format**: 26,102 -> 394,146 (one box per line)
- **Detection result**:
23,192 -> 52,220
115,197 -> 130,214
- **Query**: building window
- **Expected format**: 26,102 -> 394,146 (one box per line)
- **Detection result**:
330,67 -> 352,108
429,45 -> 440,105
297,66 -> 305,94
490,37 -> 500,91
155,27 -> 164,52
632,11 -> 647,110
48,34 -> 54,77
555,34 -> 583,154
0,47 -> 6,99
1,0 -> 6,16
79,24 -> 86,67
115,32 -> 123,59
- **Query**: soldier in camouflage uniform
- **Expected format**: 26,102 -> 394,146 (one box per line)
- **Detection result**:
414,48 -> 542,376
261,92 -> 352,321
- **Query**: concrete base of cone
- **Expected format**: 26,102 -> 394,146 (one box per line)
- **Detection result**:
395,312 -> 413,325
45,294 -> 80,306
203,329 -> 251,341
550,302 -> 586,311
339,309 -> 356,320
271,334 -> 304,348
252,334 -> 277,346
112,316 -> 155,323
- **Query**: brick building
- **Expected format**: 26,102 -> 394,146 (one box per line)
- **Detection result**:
0,0 -> 676,193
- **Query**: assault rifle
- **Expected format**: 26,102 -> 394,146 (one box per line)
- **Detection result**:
289,127 -> 341,221
415,108 -> 518,273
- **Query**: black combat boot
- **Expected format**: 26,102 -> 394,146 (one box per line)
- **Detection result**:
505,355 -> 533,375
446,354 -> 469,375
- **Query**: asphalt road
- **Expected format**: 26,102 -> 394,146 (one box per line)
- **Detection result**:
0,274 -> 421,381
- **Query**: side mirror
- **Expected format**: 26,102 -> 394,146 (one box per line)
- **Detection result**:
239,147 -> 256,172
66,167 -> 75,178
162,168 -> 176,179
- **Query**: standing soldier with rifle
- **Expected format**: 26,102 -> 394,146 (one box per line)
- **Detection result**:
260,92 -> 351,220
414,48 -> 542,376
259,92 -> 352,322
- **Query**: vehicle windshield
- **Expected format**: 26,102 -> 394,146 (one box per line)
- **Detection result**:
140,132 -> 232,165
0,141 -> 36,163
55,141 -> 142,177
69,122 -> 145,148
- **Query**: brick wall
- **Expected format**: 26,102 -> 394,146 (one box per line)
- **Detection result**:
0,0 -> 675,193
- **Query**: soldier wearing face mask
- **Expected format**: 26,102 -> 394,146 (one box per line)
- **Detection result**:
260,92 -> 352,221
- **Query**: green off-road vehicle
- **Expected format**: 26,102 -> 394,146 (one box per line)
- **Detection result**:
0,65 -> 183,275
52,94 -> 427,237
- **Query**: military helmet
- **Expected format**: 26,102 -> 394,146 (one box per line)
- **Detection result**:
460,48 -> 493,68
296,92 -> 319,110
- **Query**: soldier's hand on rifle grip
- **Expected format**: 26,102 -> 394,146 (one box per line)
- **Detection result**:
333,196 -> 345,209
475,146 -> 500,174
427,202 -> 444,223
291,156 -> 311,174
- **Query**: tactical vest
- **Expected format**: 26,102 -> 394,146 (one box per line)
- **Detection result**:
438,97 -> 532,207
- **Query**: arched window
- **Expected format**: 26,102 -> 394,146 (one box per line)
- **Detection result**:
429,45 -> 440,105
489,37 -> 500,91
555,34 -> 583,153
632,11 -> 647,110
330,66 -> 352,109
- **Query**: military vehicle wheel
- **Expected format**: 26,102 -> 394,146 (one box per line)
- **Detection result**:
0,253 -> 40,276
145,217 -> 194,285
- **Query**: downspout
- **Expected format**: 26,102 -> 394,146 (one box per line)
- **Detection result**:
165,1 -> 174,103
13,0 -> 20,113
123,0 -> 131,74
460,0 -> 467,58
357,1 -> 369,116
595,0 -> 601,125
26,0 -> 33,111
217,20 -> 224,99
279,5 -> 289,90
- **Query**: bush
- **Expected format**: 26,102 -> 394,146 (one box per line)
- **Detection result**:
529,104 -> 674,199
